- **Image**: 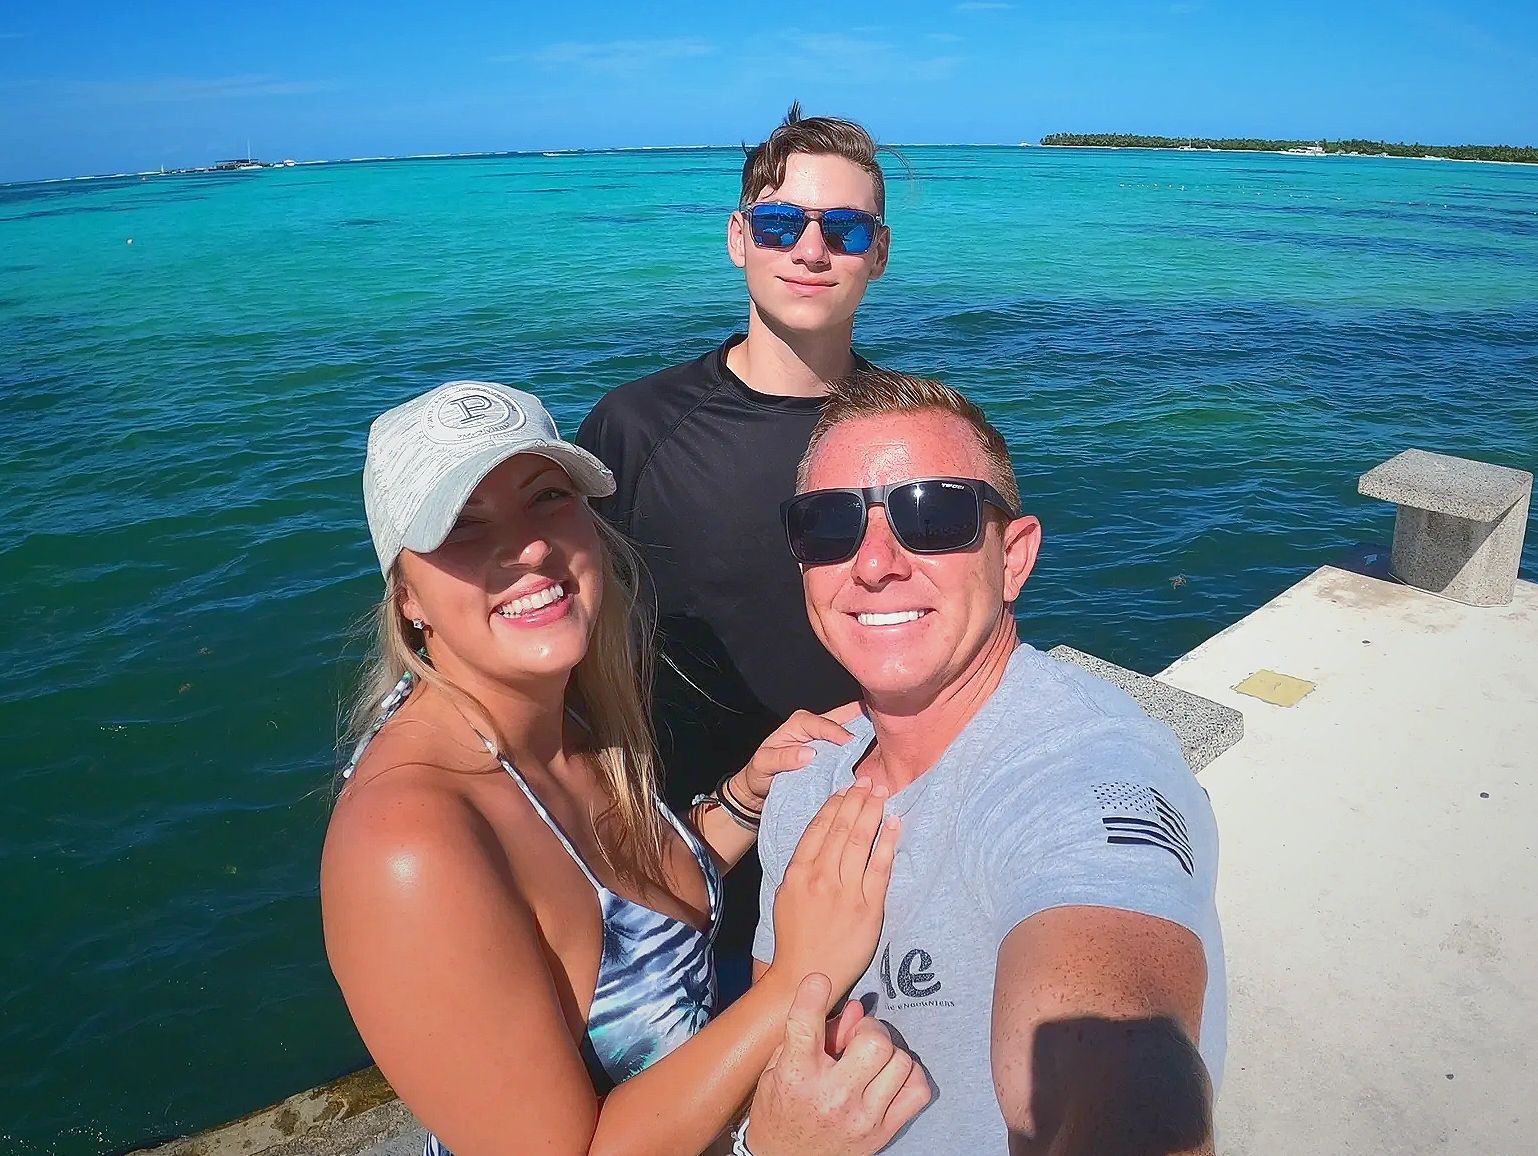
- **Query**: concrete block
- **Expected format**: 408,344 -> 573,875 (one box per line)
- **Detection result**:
1358,449 -> 1532,607
130,1068 -> 419,1156
1048,646 -> 1244,771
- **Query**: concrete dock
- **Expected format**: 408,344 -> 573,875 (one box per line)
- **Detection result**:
143,561 -> 1538,1156
1160,562 -> 1537,1154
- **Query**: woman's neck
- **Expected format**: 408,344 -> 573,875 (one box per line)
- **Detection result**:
420,646 -> 572,770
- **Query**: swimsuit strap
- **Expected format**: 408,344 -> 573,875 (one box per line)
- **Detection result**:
345,671 -> 715,918
497,755 -> 721,924
341,671 -> 416,780
493,751 -> 605,892
657,799 -> 721,926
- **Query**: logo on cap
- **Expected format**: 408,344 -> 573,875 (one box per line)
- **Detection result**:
424,386 -> 527,444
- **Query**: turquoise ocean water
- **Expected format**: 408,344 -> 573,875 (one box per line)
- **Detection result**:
3,146 -> 1536,1153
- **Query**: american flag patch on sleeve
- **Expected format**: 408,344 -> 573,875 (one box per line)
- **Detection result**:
1092,782 -> 1194,875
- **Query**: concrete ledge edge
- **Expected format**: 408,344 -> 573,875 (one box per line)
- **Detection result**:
126,1067 -> 417,1156
1049,645 -> 1244,771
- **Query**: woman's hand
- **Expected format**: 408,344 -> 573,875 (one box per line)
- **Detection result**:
766,779 -> 898,1009
744,973 -> 931,1156
732,704 -> 860,813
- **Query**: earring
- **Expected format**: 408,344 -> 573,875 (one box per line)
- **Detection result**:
411,618 -> 425,631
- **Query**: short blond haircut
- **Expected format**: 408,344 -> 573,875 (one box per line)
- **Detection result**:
797,370 -> 1020,511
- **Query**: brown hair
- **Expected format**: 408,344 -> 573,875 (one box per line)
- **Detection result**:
343,513 -> 669,890
741,101 -> 888,216
797,369 -> 1021,511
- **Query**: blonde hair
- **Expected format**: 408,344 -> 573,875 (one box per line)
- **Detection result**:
798,369 -> 1021,510
343,512 -> 668,889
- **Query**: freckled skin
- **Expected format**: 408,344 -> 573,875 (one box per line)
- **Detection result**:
992,912 -> 1213,1155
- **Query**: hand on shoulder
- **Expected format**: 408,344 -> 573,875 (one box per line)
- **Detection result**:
736,706 -> 860,811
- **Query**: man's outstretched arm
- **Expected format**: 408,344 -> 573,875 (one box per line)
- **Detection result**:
991,905 -> 1214,1156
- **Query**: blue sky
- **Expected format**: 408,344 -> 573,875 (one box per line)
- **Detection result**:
2,0 -> 1536,182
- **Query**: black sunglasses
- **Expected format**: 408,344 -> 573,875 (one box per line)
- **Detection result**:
781,477 -> 1018,566
744,201 -> 882,256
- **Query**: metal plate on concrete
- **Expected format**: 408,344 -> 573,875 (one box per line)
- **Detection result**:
1233,669 -> 1316,707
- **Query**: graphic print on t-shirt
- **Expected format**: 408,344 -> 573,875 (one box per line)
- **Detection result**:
1093,781 -> 1195,875
875,941 -> 956,1010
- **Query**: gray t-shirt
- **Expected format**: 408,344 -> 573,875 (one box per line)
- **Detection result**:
753,644 -> 1225,1153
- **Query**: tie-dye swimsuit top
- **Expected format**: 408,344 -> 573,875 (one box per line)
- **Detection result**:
344,673 -> 720,1153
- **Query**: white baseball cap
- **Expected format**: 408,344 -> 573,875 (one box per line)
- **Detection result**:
362,380 -> 615,575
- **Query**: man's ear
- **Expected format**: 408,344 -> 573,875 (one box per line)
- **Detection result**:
1002,514 -> 1042,604
868,224 -> 891,281
727,210 -> 748,270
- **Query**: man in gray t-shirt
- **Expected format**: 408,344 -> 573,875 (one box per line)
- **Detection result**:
746,370 -> 1223,1155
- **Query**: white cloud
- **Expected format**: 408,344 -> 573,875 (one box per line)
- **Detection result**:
794,34 -> 896,57
751,33 -> 963,87
911,55 -> 965,81
68,74 -> 339,103
507,38 -> 716,73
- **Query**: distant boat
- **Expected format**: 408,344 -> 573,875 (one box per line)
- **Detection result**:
230,138 -> 264,170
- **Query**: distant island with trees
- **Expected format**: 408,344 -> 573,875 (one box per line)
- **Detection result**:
1038,133 -> 1538,165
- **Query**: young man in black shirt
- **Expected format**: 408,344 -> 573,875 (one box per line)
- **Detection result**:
576,106 -> 892,973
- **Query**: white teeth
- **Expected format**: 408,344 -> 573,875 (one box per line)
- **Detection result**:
856,610 -> 926,626
497,582 -> 565,619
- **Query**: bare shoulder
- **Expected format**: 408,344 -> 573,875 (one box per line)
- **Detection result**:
323,719 -> 510,917
319,719 -> 603,1150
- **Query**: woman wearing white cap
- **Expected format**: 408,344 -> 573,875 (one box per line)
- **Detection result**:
322,381 -> 927,1156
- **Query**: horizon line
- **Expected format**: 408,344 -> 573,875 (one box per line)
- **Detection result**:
8,135 -> 1538,187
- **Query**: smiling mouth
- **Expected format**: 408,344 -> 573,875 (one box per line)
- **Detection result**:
854,609 -> 930,626
496,581 -> 567,619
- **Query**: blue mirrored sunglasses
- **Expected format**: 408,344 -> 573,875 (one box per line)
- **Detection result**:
745,201 -> 881,256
